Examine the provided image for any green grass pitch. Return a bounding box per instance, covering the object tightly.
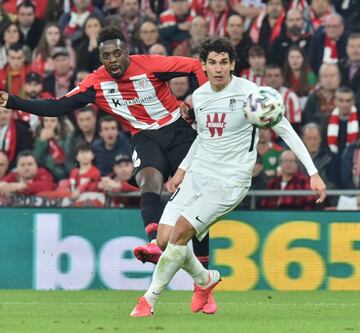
[0,290,359,332]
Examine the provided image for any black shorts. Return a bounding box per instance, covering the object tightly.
[130,118,197,180]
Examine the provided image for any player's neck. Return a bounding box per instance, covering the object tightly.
[210,75,233,92]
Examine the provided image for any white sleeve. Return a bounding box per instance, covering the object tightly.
[178,135,199,171]
[272,116,318,176]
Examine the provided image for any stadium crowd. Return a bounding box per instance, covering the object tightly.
[0,0,359,209]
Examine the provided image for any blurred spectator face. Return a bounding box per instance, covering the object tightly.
[0,107,11,127]
[139,22,159,47]
[286,9,304,37]
[17,5,35,28]
[45,25,61,47]
[76,110,97,133]
[0,152,9,179]
[210,0,228,15]
[324,14,344,41]
[43,117,59,130]
[7,49,25,71]
[190,16,207,40]
[24,81,42,99]
[346,37,360,63]
[280,151,298,177]
[311,0,330,17]
[319,64,340,91]
[335,91,355,117]
[264,68,283,90]
[100,120,119,146]
[75,70,90,86]
[54,55,71,75]
[266,0,283,19]
[169,77,189,98]
[288,49,303,71]
[84,17,102,39]
[171,0,190,18]
[76,149,94,165]
[114,161,134,181]
[74,0,91,11]
[249,54,266,71]
[303,127,321,155]
[258,128,271,144]
[149,43,168,55]
[3,24,20,46]
[226,15,244,41]
[17,155,38,181]
[122,0,140,18]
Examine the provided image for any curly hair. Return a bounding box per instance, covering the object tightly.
[199,37,236,63]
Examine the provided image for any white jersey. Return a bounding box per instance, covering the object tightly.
[179,76,318,186]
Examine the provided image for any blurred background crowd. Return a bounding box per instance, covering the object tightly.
[0,0,359,209]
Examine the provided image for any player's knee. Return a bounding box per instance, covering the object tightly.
[136,168,164,193]
[156,236,168,251]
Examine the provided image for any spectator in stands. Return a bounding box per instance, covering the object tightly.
[302,63,340,126]
[260,150,315,210]
[340,135,360,189]
[0,22,22,69]
[326,86,358,156]
[308,13,348,74]
[0,43,28,98]
[232,0,264,30]
[0,150,54,196]
[0,151,9,180]
[240,44,265,85]
[32,23,76,77]
[226,14,253,76]
[106,0,145,47]
[149,43,168,55]
[159,0,194,51]
[34,116,74,181]
[169,77,190,101]
[141,0,169,20]
[303,0,333,33]
[0,106,32,169]
[249,0,286,51]
[256,127,283,178]
[59,0,105,42]
[301,122,340,189]
[93,116,132,176]
[75,15,103,72]
[131,20,162,54]
[268,8,312,66]
[16,1,44,51]
[172,15,208,57]
[334,0,360,33]
[339,33,360,97]
[264,64,302,133]
[0,5,11,37]
[74,69,90,86]
[43,47,75,98]
[283,45,317,109]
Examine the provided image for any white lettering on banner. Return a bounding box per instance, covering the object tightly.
[34,214,96,290]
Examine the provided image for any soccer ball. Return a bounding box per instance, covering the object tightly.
[243,86,285,128]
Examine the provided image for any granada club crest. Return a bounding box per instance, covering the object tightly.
[206,113,226,137]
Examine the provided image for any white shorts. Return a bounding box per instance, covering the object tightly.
[160,170,249,240]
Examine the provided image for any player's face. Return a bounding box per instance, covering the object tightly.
[100,40,130,79]
[202,51,235,91]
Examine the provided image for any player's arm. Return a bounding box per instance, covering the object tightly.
[0,85,96,117]
[272,117,327,204]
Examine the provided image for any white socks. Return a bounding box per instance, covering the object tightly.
[182,244,209,286]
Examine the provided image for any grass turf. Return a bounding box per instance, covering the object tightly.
[0,291,359,332]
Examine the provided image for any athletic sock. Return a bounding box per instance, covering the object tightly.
[144,243,187,306]
[182,243,209,286]
[140,192,164,241]
[192,233,209,269]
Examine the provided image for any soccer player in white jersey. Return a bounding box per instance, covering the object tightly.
[130,37,327,317]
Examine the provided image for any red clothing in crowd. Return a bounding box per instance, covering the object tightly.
[0,66,29,98]
[2,0,47,19]
[3,167,55,195]
[68,165,101,193]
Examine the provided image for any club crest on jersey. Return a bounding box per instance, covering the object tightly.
[229,98,236,112]
[134,79,147,89]
[206,113,226,137]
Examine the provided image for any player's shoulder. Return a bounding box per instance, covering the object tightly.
[232,76,258,93]
[79,66,109,86]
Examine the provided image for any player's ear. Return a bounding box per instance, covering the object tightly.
[230,60,235,71]
[201,61,207,72]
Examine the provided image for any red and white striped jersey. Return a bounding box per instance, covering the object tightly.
[279,86,302,124]
[240,68,264,86]
[7,55,207,135]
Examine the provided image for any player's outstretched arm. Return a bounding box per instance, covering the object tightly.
[0,91,9,107]
[310,173,327,204]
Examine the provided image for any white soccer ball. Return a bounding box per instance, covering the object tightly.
[243,86,285,128]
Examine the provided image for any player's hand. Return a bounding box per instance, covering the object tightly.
[166,168,185,193]
[0,91,9,107]
[310,173,326,204]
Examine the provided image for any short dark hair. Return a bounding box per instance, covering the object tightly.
[98,27,126,46]
[265,63,283,74]
[16,150,37,164]
[75,142,93,155]
[336,86,355,97]
[199,37,236,63]
[99,115,119,130]
[76,105,96,116]
[8,42,24,53]
[248,45,265,58]
[17,0,36,12]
